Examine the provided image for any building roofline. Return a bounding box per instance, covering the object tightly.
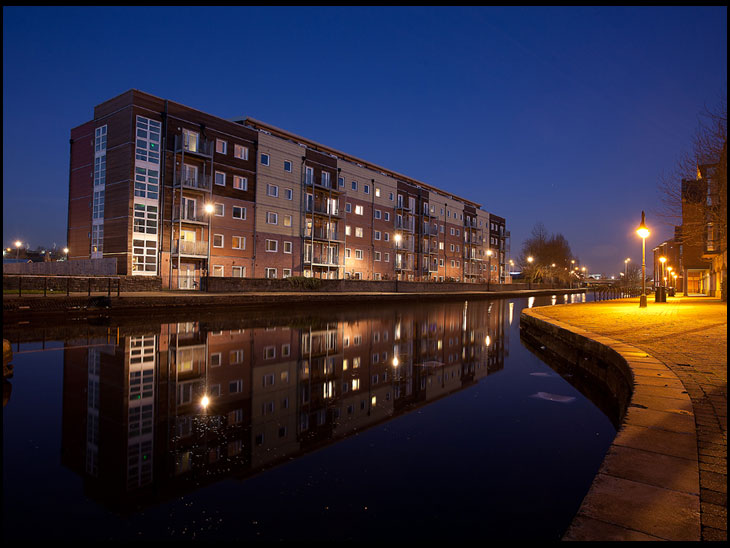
[241,117,484,210]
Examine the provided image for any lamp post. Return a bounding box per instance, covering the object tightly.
[63,247,69,261]
[486,249,493,291]
[15,240,22,260]
[394,233,402,286]
[205,203,214,291]
[659,256,666,288]
[636,211,650,308]
[624,258,630,285]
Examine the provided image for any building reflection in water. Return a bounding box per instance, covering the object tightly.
[61,300,507,513]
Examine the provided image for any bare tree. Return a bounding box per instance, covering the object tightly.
[656,93,727,248]
[519,222,575,283]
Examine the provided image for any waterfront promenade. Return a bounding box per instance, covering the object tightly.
[526,295,727,541]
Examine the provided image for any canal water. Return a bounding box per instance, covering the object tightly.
[3,293,618,541]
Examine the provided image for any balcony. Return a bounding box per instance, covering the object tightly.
[305,203,342,218]
[173,209,208,225]
[172,240,208,257]
[176,172,211,192]
[174,135,213,158]
[304,254,342,267]
[304,176,344,194]
[304,228,341,241]
[395,218,415,232]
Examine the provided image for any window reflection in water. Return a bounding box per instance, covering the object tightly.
[60,300,508,511]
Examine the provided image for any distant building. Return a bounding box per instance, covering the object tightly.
[68,90,509,289]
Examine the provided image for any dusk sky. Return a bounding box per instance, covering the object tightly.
[3,6,727,276]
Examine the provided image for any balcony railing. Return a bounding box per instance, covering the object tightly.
[175,136,213,157]
[304,254,342,266]
[395,219,415,232]
[305,177,344,194]
[172,240,208,256]
[176,173,211,191]
[304,228,340,241]
[305,204,342,217]
[173,208,208,224]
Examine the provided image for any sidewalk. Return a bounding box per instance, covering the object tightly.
[530,295,727,541]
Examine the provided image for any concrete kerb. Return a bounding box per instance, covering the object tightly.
[521,307,700,541]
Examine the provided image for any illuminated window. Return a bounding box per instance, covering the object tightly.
[233,175,247,190]
[234,144,248,160]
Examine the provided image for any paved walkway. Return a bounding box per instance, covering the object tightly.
[531,295,727,541]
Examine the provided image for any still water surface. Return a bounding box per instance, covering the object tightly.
[3,294,617,540]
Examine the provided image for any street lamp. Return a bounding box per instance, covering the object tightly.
[659,256,666,288]
[636,211,650,308]
[624,258,630,282]
[15,240,22,260]
[486,249,493,291]
[205,203,214,290]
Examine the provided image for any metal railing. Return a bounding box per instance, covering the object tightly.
[6,275,122,297]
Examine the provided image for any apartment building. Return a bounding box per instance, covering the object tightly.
[68,90,508,288]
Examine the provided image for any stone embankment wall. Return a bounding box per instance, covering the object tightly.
[204,277,565,293]
[3,275,161,293]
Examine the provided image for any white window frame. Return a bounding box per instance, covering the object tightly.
[265,239,278,252]
[213,234,224,248]
[233,175,248,191]
[216,139,227,154]
[215,171,226,187]
[234,144,249,160]
[233,206,246,220]
[260,153,270,166]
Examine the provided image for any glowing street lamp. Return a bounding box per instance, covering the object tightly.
[15,240,22,260]
[486,249,493,289]
[659,256,666,288]
[636,211,650,308]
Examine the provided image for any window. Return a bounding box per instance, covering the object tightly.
[351,180,358,191]
[95,125,107,153]
[230,349,244,364]
[133,203,158,234]
[345,248,351,259]
[338,176,345,188]
[92,189,105,219]
[283,241,292,254]
[260,153,270,166]
[233,175,247,191]
[364,184,370,194]
[283,268,292,278]
[346,203,352,213]
[374,209,381,220]
[136,117,161,163]
[321,171,331,187]
[389,192,394,201]
[375,251,381,261]
[384,253,390,262]
[134,167,159,199]
[285,188,293,200]
[384,212,390,221]
[345,225,352,236]
[305,167,314,185]
[355,205,363,215]
[232,236,246,250]
[284,160,292,172]
[384,232,390,241]
[265,268,277,279]
[374,231,381,240]
[182,128,199,154]
[355,249,363,260]
[215,171,225,186]
[131,239,156,273]
[229,379,243,393]
[92,224,104,254]
[234,144,248,160]
[232,265,246,277]
[213,234,224,248]
[214,203,224,216]
[233,206,246,220]
[284,215,292,227]
[375,187,381,197]
[212,265,224,277]
[265,239,278,252]
[266,184,278,197]
[216,139,227,154]
[210,353,221,367]
[266,212,278,225]
[94,155,106,187]
[355,227,363,238]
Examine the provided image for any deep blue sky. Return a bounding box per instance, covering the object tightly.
[3,6,727,275]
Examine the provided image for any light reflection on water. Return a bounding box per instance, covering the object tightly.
[3,293,618,541]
